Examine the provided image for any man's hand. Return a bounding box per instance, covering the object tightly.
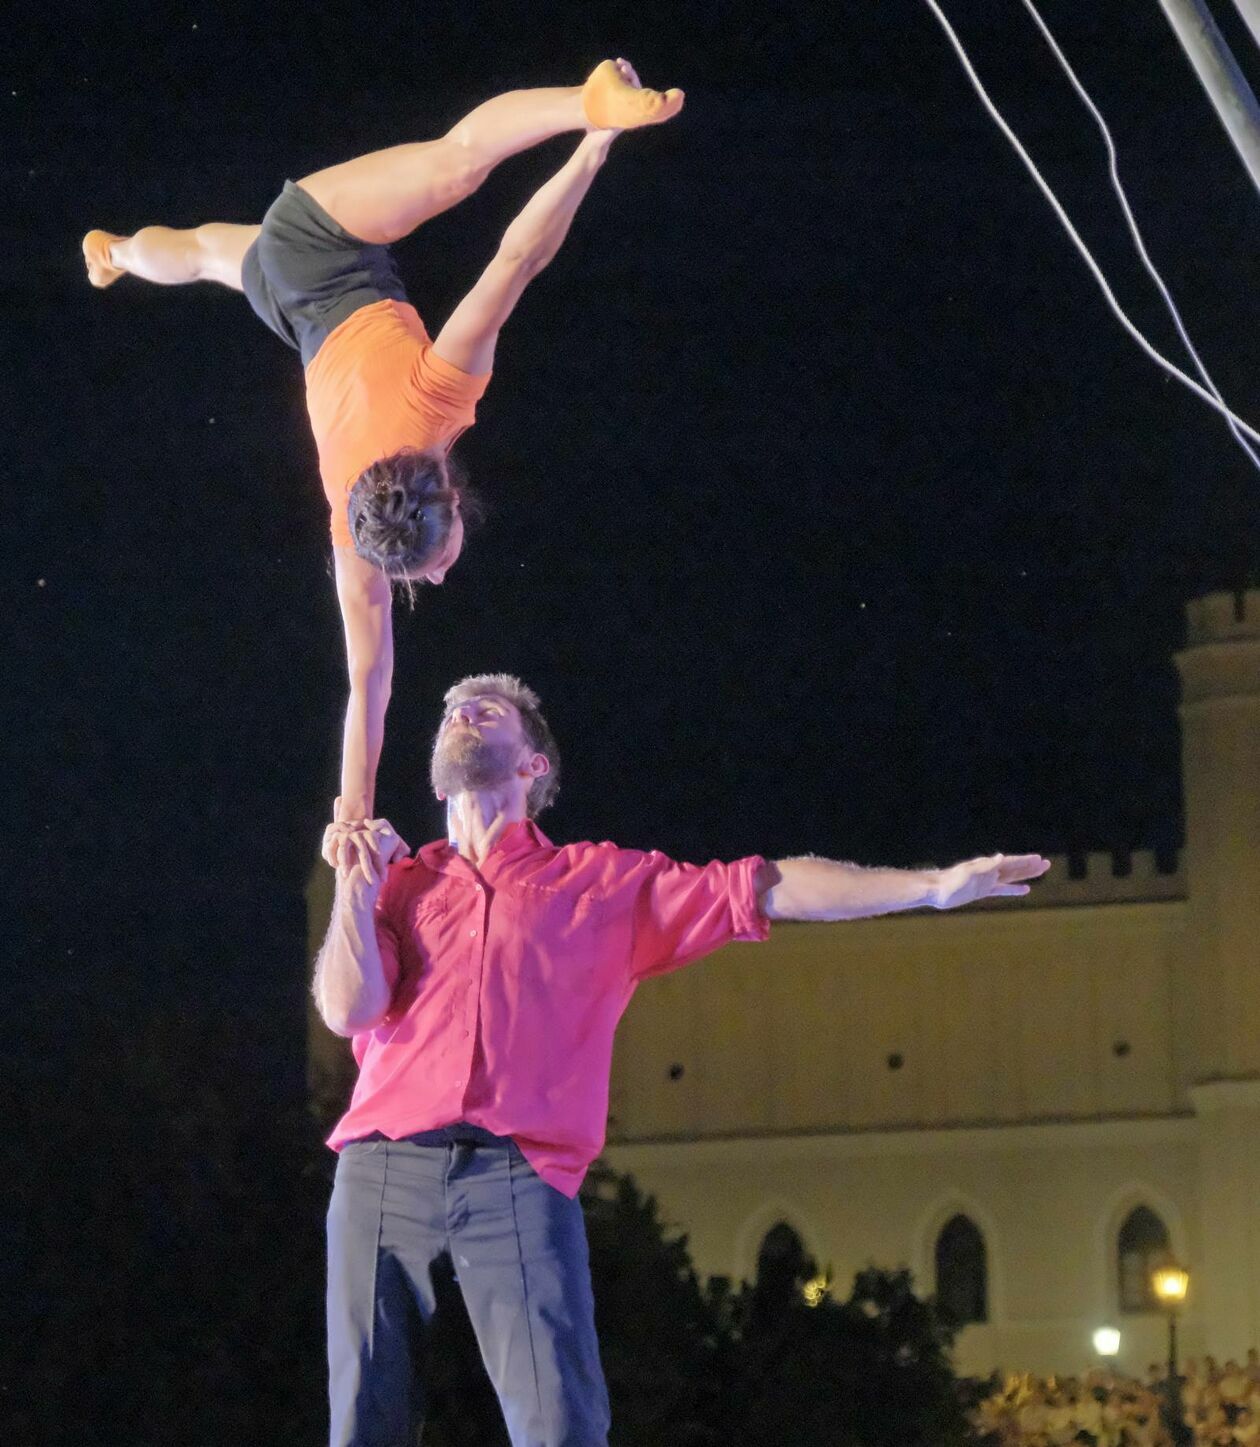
[322,803,410,882]
[932,853,1051,910]
[333,848,389,918]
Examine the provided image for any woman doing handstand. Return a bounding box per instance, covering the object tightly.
[83,59,682,865]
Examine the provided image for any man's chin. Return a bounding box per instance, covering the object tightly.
[431,749,515,799]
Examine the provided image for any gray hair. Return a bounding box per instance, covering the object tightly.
[440,673,561,817]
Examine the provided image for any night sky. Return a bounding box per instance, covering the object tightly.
[11,0,1260,1024]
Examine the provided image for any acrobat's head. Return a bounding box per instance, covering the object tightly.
[347,446,481,586]
[429,673,560,820]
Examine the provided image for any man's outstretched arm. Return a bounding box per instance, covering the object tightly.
[755,853,1050,922]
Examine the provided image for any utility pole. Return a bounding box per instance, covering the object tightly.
[1158,0,1260,196]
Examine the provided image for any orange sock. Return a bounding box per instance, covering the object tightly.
[582,60,684,130]
[82,229,125,288]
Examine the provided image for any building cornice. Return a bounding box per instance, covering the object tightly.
[605,1112,1197,1170]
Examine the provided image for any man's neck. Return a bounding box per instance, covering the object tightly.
[446,788,529,867]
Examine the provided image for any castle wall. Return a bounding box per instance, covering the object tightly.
[1176,590,1260,1082]
[604,1114,1202,1378]
[600,590,1260,1375]
[609,868,1188,1143]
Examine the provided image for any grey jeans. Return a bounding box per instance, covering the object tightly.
[326,1127,611,1447]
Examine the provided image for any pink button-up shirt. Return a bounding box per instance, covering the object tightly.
[328,820,770,1195]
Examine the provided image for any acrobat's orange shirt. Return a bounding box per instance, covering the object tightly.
[304,300,491,550]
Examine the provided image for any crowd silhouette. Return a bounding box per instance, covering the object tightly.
[975,1354,1260,1445]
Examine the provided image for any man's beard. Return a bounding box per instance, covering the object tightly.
[430,730,519,799]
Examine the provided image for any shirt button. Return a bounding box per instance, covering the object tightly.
[469,928,478,937]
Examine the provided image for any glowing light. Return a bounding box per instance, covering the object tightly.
[802,1273,830,1308]
[1093,1326,1121,1357]
[1152,1263,1190,1307]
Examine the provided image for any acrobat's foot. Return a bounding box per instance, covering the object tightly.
[82,229,125,288]
[582,58,684,131]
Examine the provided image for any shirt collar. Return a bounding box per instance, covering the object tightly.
[415,817,553,874]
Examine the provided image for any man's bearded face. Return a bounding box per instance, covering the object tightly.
[430,697,524,799]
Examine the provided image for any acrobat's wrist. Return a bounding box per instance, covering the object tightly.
[335,795,372,824]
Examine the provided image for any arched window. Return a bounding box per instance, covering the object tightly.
[1117,1205,1171,1314]
[935,1213,988,1326]
[750,1221,816,1324]
[756,1222,811,1285]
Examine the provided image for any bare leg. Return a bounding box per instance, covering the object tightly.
[88,223,261,291]
[296,87,588,246]
[296,57,681,246]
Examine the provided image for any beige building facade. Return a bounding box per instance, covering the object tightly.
[307,589,1260,1379]
[602,589,1260,1378]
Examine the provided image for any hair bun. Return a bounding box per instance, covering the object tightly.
[346,447,460,579]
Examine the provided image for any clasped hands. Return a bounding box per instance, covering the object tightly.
[322,796,410,884]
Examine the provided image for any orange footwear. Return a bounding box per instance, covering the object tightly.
[82,229,125,288]
[582,59,684,130]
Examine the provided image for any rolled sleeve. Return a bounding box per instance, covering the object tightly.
[627,852,771,981]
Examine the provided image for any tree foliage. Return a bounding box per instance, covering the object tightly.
[8,1002,327,1447]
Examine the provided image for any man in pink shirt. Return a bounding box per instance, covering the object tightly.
[314,674,1049,1447]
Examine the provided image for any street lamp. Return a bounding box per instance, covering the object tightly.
[1093,1326,1121,1359]
[1152,1261,1192,1447]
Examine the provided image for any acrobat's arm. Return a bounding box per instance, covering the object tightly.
[756,853,1050,921]
[332,544,394,826]
[432,129,615,375]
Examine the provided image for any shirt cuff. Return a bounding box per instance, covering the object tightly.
[729,854,773,942]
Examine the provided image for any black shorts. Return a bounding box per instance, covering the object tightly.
[241,181,409,367]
